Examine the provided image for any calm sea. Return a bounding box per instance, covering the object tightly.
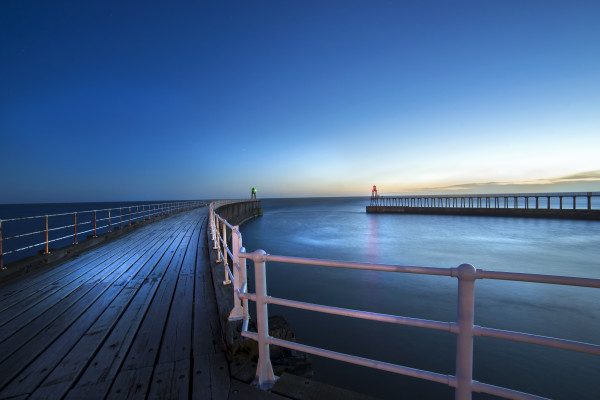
[240,197,600,400]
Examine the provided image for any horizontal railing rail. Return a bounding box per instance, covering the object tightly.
[0,200,206,269]
[209,201,252,321]
[370,191,600,210]
[208,206,600,400]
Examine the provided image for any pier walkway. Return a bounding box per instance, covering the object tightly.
[0,207,231,399]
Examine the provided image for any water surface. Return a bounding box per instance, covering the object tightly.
[240,197,600,399]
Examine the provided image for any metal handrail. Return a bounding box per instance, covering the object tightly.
[209,200,259,321]
[208,207,600,400]
[370,191,600,210]
[0,201,205,269]
[374,191,600,199]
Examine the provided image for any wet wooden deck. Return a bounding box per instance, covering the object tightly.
[0,207,230,399]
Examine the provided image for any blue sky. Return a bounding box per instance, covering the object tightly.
[1,0,599,202]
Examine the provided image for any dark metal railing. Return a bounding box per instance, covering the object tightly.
[370,191,600,210]
[0,200,206,270]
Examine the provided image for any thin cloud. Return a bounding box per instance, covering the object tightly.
[390,170,600,195]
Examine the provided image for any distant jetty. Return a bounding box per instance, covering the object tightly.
[366,191,600,220]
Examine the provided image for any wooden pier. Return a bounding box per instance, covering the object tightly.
[0,207,230,399]
[367,191,600,220]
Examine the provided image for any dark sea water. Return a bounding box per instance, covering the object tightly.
[240,197,600,400]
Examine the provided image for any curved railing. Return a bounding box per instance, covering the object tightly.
[208,203,600,400]
[0,200,205,269]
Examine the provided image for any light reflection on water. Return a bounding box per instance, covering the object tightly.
[241,197,600,400]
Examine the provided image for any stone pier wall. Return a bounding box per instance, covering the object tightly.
[366,206,600,220]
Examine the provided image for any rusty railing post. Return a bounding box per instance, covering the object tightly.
[0,220,4,270]
[93,211,98,237]
[44,215,49,254]
[73,212,78,244]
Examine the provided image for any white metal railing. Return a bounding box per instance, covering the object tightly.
[210,201,250,321]
[208,204,600,400]
[370,191,600,210]
[0,200,205,269]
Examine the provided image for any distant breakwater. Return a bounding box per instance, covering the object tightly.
[366,206,600,220]
[367,191,600,220]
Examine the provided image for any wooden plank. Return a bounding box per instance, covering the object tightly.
[63,381,112,400]
[0,208,224,399]
[0,225,171,360]
[28,218,196,398]
[0,218,192,396]
[121,221,198,371]
[146,218,203,398]
[191,221,231,399]
[104,366,153,400]
[153,219,201,364]
[0,223,159,308]
[229,379,287,400]
[0,219,171,304]
[146,359,190,400]
[0,228,160,341]
[71,217,197,391]
[194,224,225,356]
[106,219,198,398]
[191,352,230,400]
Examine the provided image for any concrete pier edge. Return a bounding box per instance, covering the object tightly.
[366,205,600,220]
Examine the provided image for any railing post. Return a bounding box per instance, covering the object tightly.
[0,220,4,270]
[252,250,276,389]
[44,215,49,254]
[108,209,112,232]
[240,246,248,315]
[73,213,78,244]
[93,211,98,237]
[228,226,244,320]
[215,217,222,262]
[587,193,592,210]
[455,263,476,400]
[222,220,231,285]
[119,208,122,228]
[208,206,217,250]
[212,213,218,249]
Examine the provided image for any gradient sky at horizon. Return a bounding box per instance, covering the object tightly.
[2,0,599,203]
